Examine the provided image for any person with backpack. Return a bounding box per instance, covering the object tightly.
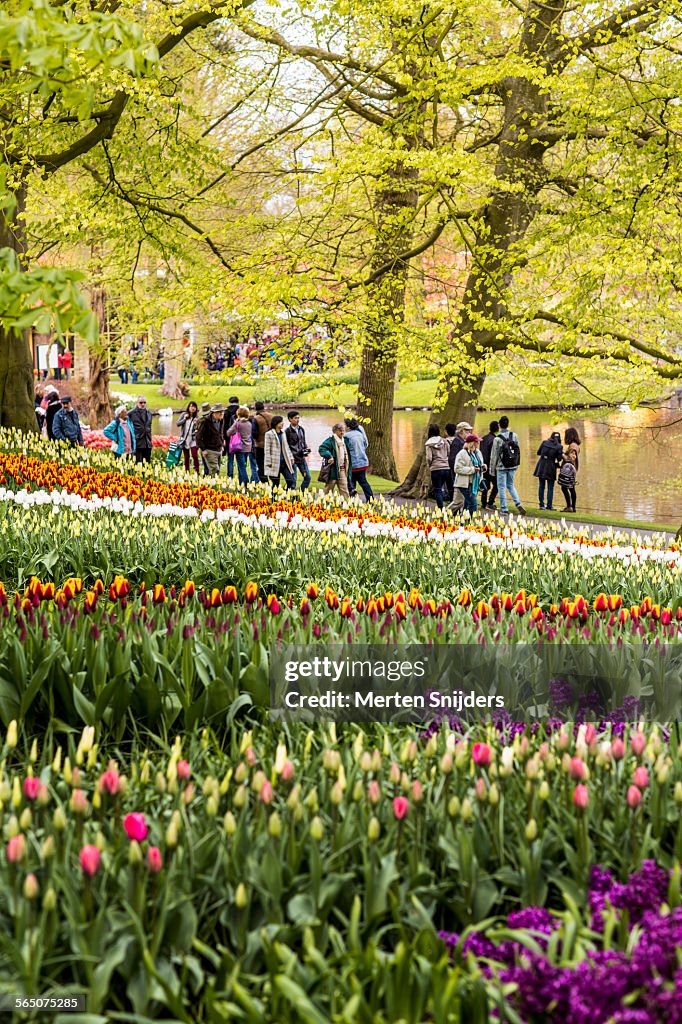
[424,424,452,510]
[533,430,563,510]
[479,421,499,510]
[252,401,272,481]
[558,448,578,512]
[490,415,526,515]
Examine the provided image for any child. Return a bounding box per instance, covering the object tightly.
[558,449,578,513]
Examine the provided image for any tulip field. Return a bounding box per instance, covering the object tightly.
[1,431,682,1022]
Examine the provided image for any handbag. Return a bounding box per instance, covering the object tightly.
[228,430,243,454]
[318,460,332,484]
[165,441,183,468]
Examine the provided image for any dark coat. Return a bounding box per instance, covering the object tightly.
[534,438,563,481]
[129,407,153,447]
[196,415,223,452]
[448,435,465,473]
[286,423,308,464]
[480,431,497,470]
[52,408,83,446]
[46,399,61,440]
[221,402,240,445]
[318,435,352,484]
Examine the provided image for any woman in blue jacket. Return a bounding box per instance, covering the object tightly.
[103,405,137,458]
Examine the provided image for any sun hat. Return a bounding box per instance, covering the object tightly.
[465,433,481,443]
[456,421,473,432]
[211,403,226,414]
[199,401,212,415]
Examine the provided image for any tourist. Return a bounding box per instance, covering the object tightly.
[225,405,255,486]
[564,427,581,469]
[61,347,72,380]
[343,417,373,501]
[103,405,136,458]
[453,433,485,514]
[443,423,457,501]
[286,410,312,491]
[264,415,295,489]
[222,395,240,478]
[533,430,563,510]
[447,421,472,513]
[129,395,153,463]
[558,449,578,512]
[52,396,83,447]
[480,420,499,510]
[197,403,224,477]
[48,341,60,380]
[252,401,272,481]
[45,389,61,441]
[319,423,352,500]
[177,401,200,472]
[34,390,45,432]
[424,424,451,510]
[490,415,526,515]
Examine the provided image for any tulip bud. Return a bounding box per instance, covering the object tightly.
[19,808,31,831]
[488,783,500,806]
[539,780,550,801]
[128,840,143,865]
[40,835,55,860]
[5,720,17,749]
[6,814,19,838]
[460,798,473,822]
[440,752,453,774]
[11,777,21,809]
[368,816,380,841]
[23,873,39,900]
[52,747,62,773]
[310,816,324,840]
[63,759,72,785]
[330,781,343,806]
[29,739,38,764]
[235,883,248,908]
[233,785,247,809]
[206,795,218,817]
[43,886,57,913]
[268,812,282,838]
[224,811,237,835]
[448,796,460,817]
[235,762,247,784]
[304,788,318,813]
[53,806,67,831]
[525,819,538,841]
[352,780,363,802]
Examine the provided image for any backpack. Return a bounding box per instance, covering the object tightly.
[498,431,520,469]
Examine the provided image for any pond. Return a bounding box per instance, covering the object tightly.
[155,401,682,526]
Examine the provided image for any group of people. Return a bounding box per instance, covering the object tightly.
[426,417,582,516]
[172,398,374,500]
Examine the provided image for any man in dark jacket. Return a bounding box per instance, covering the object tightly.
[446,421,472,512]
[197,403,224,477]
[129,396,153,463]
[45,390,62,440]
[52,396,83,447]
[252,401,272,481]
[479,420,499,510]
[285,410,311,491]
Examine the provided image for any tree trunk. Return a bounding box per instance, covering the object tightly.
[0,186,38,432]
[395,1,565,498]
[88,282,112,428]
[161,319,187,400]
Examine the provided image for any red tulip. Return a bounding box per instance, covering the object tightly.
[146,846,163,873]
[23,777,40,801]
[627,785,642,809]
[573,784,589,809]
[79,844,101,877]
[123,813,148,842]
[472,742,491,767]
[393,796,409,820]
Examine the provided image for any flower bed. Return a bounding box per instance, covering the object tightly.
[82,430,175,451]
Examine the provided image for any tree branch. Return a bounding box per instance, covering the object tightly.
[567,1,662,54]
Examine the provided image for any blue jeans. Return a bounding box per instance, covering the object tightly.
[459,486,478,514]
[352,468,373,501]
[293,459,311,491]
[227,452,235,478]
[430,469,450,510]
[538,479,555,508]
[496,467,521,512]
[235,451,249,486]
[248,451,260,483]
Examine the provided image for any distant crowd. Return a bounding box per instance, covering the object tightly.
[425,417,582,515]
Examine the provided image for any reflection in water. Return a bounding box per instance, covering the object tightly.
[157,405,682,524]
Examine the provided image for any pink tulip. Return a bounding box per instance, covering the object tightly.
[71,789,89,815]
[569,757,587,781]
[631,731,646,756]
[23,777,40,801]
[368,780,381,804]
[393,796,409,820]
[611,738,625,760]
[573,784,589,809]
[146,846,163,873]
[123,813,148,842]
[475,777,487,801]
[411,780,423,802]
[245,747,257,767]
[259,780,273,805]
[627,785,642,808]
[6,834,26,863]
[584,724,597,745]
[177,760,191,781]
[281,760,295,782]
[98,769,121,796]
[472,742,491,767]
[633,766,649,789]
[79,844,101,877]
